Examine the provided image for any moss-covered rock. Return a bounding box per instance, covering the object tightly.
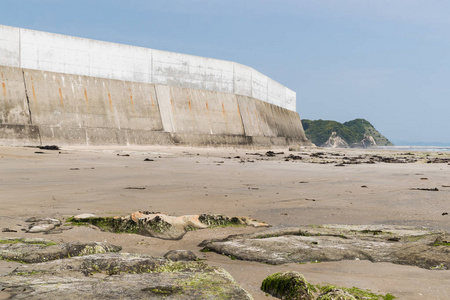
[0,239,121,263]
[200,225,449,270]
[261,273,395,300]
[316,285,396,300]
[316,287,357,300]
[1,253,253,299]
[261,271,314,300]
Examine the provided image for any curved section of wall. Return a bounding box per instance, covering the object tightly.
[0,25,310,147]
[0,64,309,147]
[0,25,296,112]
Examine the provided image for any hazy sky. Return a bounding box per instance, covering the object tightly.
[1,0,449,145]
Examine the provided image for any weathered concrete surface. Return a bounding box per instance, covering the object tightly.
[0,64,309,147]
[0,253,253,299]
[0,66,30,125]
[1,24,295,111]
[200,225,450,270]
[0,24,311,147]
[0,124,40,146]
[0,65,40,146]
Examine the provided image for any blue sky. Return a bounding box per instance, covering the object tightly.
[1,0,449,145]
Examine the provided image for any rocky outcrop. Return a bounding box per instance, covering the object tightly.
[68,212,269,240]
[321,132,349,148]
[163,250,198,262]
[0,237,121,263]
[200,224,450,270]
[302,118,393,147]
[0,253,253,299]
[321,132,377,149]
[351,134,377,148]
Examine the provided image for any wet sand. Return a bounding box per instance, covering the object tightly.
[0,145,449,299]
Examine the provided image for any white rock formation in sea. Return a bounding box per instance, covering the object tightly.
[322,132,349,148]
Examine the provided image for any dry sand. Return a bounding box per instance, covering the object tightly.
[0,145,449,299]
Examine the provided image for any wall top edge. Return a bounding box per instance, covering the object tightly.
[0,24,292,91]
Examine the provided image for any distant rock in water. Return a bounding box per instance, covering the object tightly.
[301,118,392,148]
[351,134,377,148]
[321,132,349,148]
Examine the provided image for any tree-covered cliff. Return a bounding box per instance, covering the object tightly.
[301,118,393,147]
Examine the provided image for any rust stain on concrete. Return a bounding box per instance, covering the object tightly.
[1,82,5,99]
[30,76,37,106]
[84,88,89,107]
[129,87,134,106]
[170,98,175,114]
[187,96,196,130]
[1,72,6,99]
[205,101,209,111]
[58,88,64,106]
[150,94,155,109]
[108,91,113,111]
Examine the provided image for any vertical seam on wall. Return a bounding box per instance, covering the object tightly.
[21,69,42,145]
[232,62,235,95]
[150,49,153,83]
[18,28,21,68]
[236,96,246,136]
[250,69,253,99]
[21,70,32,125]
[152,85,165,132]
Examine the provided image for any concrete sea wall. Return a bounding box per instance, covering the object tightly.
[0,25,295,111]
[0,25,309,147]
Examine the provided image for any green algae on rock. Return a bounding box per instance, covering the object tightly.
[1,253,253,299]
[200,225,449,270]
[68,211,269,240]
[0,238,121,263]
[261,271,314,300]
[316,285,396,300]
[261,272,396,300]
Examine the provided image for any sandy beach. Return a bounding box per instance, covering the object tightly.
[0,145,449,299]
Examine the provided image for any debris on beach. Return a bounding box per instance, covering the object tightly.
[284,150,450,165]
[38,145,60,151]
[25,217,62,234]
[409,187,439,191]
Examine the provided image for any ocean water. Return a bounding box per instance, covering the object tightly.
[376,146,450,153]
